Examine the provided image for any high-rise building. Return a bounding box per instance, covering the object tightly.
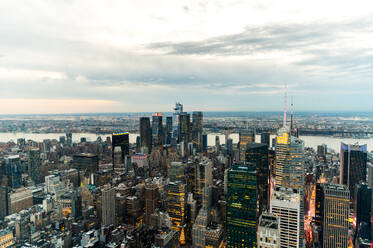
[72,190,82,219]
[165,116,173,145]
[168,162,186,183]
[28,147,41,184]
[340,143,367,198]
[167,182,186,232]
[196,159,213,206]
[179,112,191,144]
[257,212,280,248]
[152,113,163,147]
[112,132,129,162]
[192,112,203,151]
[239,130,255,161]
[226,163,257,248]
[274,127,304,190]
[226,138,233,157]
[354,182,372,235]
[192,187,212,248]
[202,134,208,152]
[270,187,303,248]
[245,143,269,216]
[5,155,22,189]
[261,132,271,147]
[140,117,152,153]
[0,186,8,220]
[315,184,350,248]
[102,187,116,226]
[145,184,160,227]
[172,102,183,144]
[73,153,99,174]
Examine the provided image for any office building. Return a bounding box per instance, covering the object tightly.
[112,132,129,161]
[0,186,8,220]
[28,147,41,184]
[195,159,213,206]
[340,143,367,198]
[140,117,152,154]
[73,153,99,174]
[167,182,186,232]
[316,184,350,248]
[354,182,371,235]
[172,102,183,144]
[152,113,163,147]
[226,163,257,248]
[261,132,271,147]
[165,116,173,145]
[257,212,280,248]
[5,155,22,189]
[145,184,160,227]
[246,142,269,216]
[239,129,255,161]
[270,187,303,248]
[192,112,203,151]
[274,127,304,190]
[179,112,191,144]
[102,187,116,226]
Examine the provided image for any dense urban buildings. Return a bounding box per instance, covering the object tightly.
[0,102,371,247]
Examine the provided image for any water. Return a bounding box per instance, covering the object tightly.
[0,132,372,152]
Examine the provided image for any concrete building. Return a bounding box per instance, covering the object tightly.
[257,212,280,248]
[8,188,33,214]
[102,186,116,226]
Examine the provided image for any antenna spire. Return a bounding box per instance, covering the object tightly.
[283,84,287,127]
[290,96,294,131]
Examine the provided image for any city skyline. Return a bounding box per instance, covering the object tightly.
[1,1,373,114]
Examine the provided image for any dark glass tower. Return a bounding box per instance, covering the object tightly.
[354,182,372,235]
[340,143,367,198]
[140,117,152,153]
[192,112,203,151]
[152,113,163,147]
[260,132,270,146]
[165,116,173,145]
[112,132,129,162]
[179,113,190,144]
[28,148,41,184]
[226,163,257,248]
[245,143,269,217]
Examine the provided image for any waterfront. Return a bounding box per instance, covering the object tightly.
[0,132,372,152]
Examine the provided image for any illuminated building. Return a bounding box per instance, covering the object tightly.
[28,147,41,184]
[112,132,129,161]
[179,112,191,144]
[102,187,116,226]
[152,113,163,147]
[316,183,349,248]
[192,112,203,151]
[354,183,371,237]
[166,181,186,232]
[140,117,152,154]
[257,212,279,248]
[226,163,257,248]
[270,187,303,248]
[245,142,269,217]
[274,127,304,190]
[340,143,367,198]
[0,229,15,248]
[261,132,271,147]
[239,130,255,161]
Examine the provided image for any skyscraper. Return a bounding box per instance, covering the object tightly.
[196,159,213,206]
[226,163,257,248]
[165,116,173,145]
[152,113,163,147]
[340,143,367,198]
[245,143,269,216]
[144,184,160,227]
[316,184,350,248]
[0,186,8,220]
[354,182,372,235]
[102,187,116,226]
[192,112,203,151]
[274,127,304,190]
[239,130,255,161]
[28,147,41,184]
[270,187,303,248]
[112,132,129,162]
[261,132,271,147]
[167,182,186,232]
[179,112,191,144]
[6,155,22,189]
[172,102,183,144]
[139,117,152,153]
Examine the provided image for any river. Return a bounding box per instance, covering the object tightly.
[0,132,372,152]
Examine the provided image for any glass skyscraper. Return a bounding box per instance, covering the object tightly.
[226,163,257,248]
[152,113,163,147]
[140,117,152,154]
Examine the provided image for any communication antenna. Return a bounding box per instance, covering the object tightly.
[283,84,287,127]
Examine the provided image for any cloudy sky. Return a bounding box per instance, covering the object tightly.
[1,0,373,114]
